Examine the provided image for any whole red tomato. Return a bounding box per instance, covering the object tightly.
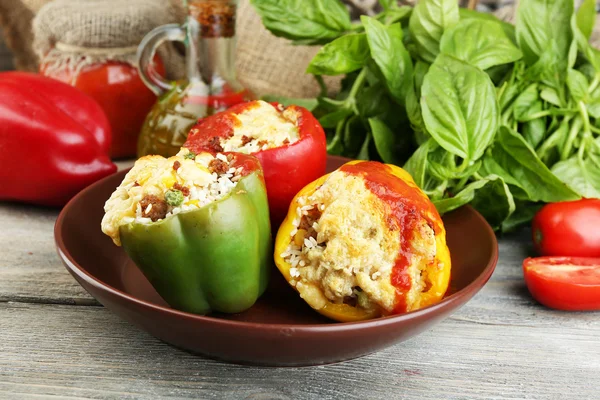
[532,199,600,257]
[523,257,600,311]
[41,58,165,159]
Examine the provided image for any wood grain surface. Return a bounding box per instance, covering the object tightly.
[1,191,599,399]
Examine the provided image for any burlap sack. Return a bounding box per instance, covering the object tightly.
[0,0,41,71]
[32,0,182,81]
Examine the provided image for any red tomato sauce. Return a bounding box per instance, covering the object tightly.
[229,152,262,177]
[184,101,261,154]
[340,162,441,313]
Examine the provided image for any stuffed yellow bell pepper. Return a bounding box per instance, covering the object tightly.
[274,160,451,322]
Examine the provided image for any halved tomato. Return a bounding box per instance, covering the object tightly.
[523,257,600,311]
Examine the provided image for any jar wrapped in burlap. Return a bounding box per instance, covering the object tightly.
[32,0,183,81]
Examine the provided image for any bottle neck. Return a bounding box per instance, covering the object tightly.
[186,1,239,91]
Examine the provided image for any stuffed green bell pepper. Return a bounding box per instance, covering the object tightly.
[101,148,272,315]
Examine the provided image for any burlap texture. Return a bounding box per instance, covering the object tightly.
[0,0,39,71]
[31,0,180,80]
[235,0,340,98]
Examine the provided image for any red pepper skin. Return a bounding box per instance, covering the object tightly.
[0,72,116,207]
[184,102,327,225]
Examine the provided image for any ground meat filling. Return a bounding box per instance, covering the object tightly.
[208,158,229,174]
[139,195,169,222]
[298,208,321,237]
[241,135,252,146]
[173,182,190,197]
[208,136,224,152]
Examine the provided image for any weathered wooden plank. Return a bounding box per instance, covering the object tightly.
[0,160,133,306]
[0,302,597,399]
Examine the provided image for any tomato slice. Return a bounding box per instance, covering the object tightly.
[523,257,600,311]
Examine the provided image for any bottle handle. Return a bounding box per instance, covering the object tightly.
[137,24,186,96]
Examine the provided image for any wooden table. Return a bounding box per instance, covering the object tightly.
[1,176,599,399]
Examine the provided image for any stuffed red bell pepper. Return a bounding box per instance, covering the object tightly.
[0,72,116,206]
[183,100,327,224]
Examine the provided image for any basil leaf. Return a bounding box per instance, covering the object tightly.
[406,84,424,133]
[571,13,600,71]
[587,90,600,118]
[342,115,366,156]
[458,9,517,44]
[552,155,600,198]
[502,202,543,232]
[470,177,516,230]
[566,69,589,102]
[362,17,413,104]
[428,160,481,180]
[516,0,573,66]
[250,0,351,45]
[319,107,353,128]
[490,126,580,202]
[486,64,512,85]
[440,19,522,70]
[513,84,539,121]
[522,116,547,149]
[307,34,368,75]
[261,95,318,111]
[379,0,397,10]
[357,82,391,119]
[405,62,428,133]
[408,0,459,63]
[434,176,515,230]
[540,86,562,107]
[498,80,522,114]
[404,139,435,188]
[576,0,596,40]
[457,8,498,22]
[413,60,430,92]
[479,155,529,200]
[378,6,412,25]
[403,139,444,193]
[421,54,499,161]
[357,133,372,160]
[369,118,402,164]
[524,42,567,90]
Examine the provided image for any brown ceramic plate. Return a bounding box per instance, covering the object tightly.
[55,155,498,366]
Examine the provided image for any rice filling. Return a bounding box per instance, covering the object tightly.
[281,170,438,314]
[220,100,300,153]
[102,148,243,246]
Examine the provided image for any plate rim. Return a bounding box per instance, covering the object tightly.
[54,162,499,332]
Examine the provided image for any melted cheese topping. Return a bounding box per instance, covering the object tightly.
[101,149,240,246]
[281,170,437,314]
[221,100,300,153]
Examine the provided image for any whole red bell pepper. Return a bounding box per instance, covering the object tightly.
[183,101,327,224]
[0,72,116,207]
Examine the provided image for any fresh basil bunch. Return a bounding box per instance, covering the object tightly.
[253,0,600,231]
